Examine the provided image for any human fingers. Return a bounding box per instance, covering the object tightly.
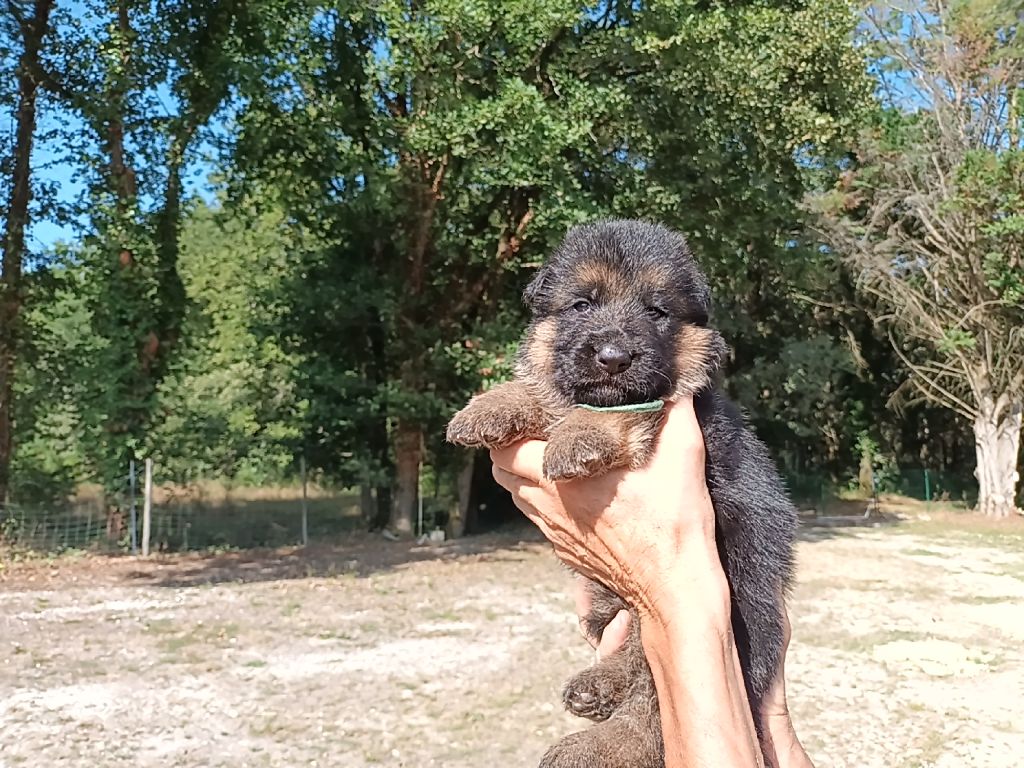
[760,603,794,720]
[491,464,546,513]
[491,465,568,541]
[492,465,602,581]
[780,601,793,652]
[596,610,631,660]
[646,397,705,474]
[489,440,547,484]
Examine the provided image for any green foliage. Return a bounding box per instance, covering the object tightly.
[9,0,986,525]
[954,150,1024,306]
[148,202,307,484]
[851,431,899,493]
[11,258,103,502]
[225,0,875,507]
[731,334,865,467]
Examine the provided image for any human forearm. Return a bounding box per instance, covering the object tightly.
[639,540,764,768]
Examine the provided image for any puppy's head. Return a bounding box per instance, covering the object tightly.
[521,220,725,407]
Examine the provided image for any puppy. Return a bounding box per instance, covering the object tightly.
[446,220,797,768]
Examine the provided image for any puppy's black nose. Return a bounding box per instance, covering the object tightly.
[596,345,632,375]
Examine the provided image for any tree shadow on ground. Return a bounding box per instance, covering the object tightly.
[119,522,550,588]
[0,521,550,590]
[4,496,938,591]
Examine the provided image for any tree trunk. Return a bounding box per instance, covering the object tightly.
[359,482,376,526]
[388,419,421,535]
[374,484,392,530]
[973,395,1022,517]
[152,138,188,372]
[446,451,475,539]
[108,0,138,211]
[0,0,56,504]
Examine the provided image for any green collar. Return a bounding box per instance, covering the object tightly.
[575,400,665,414]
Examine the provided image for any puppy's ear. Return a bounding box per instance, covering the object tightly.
[523,264,551,311]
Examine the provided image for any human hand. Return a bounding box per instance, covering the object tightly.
[492,397,776,766]
[489,397,725,617]
[572,576,631,660]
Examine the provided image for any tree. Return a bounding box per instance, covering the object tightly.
[150,201,306,484]
[230,0,640,534]
[0,0,55,504]
[29,0,260,496]
[811,0,1024,516]
[10,255,102,502]
[228,0,874,534]
[617,0,874,475]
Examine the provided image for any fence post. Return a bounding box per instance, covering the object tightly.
[417,457,424,537]
[142,458,153,557]
[300,455,308,547]
[924,469,931,504]
[129,459,138,555]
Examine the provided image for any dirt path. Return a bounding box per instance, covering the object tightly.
[1,521,1022,767]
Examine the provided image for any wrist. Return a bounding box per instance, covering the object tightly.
[636,533,731,625]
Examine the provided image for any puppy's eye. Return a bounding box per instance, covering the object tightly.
[646,306,668,320]
[573,300,592,313]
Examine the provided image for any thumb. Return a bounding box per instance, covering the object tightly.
[596,609,631,660]
[645,396,705,475]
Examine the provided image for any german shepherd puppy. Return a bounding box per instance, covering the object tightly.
[446,220,797,768]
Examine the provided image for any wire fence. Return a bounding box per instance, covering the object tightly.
[0,502,116,552]
[0,462,993,554]
[1,459,363,555]
[780,468,978,514]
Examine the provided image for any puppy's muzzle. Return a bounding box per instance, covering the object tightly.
[594,344,633,375]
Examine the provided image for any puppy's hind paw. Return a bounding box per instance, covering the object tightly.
[562,667,624,722]
[539,732,594,768]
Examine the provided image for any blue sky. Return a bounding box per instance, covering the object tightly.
[26,99,221,256]
[16,0,90,253]
[21,0,221,256]
[28,115,86,253]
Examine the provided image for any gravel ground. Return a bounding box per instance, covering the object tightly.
[1,515,1022,768]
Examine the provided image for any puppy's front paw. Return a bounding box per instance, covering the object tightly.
[446,392,540,450]
[563,666,624,722]
[542,434,614,481]
[446,404,509,449]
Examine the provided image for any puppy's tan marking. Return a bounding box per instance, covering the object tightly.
[635,263,676,292]
[518,317,566,414]
[674,325,719,395]
[522,317,557,378]
[573,261,629,297]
